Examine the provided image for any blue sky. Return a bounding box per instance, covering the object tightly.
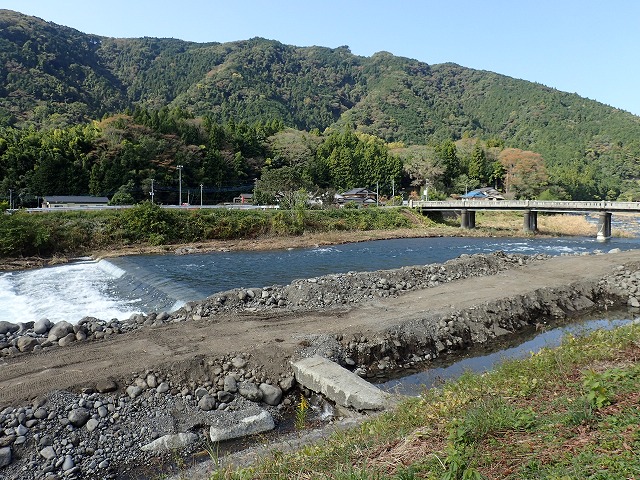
[3,0,639,115]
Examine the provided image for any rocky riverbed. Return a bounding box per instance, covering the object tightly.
[0,249,639,479]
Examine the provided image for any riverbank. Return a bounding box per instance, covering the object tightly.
[223,320,640,479]
[0,211,608,271]
[1,249,640,478]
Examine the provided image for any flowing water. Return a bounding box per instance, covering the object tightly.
[378,313,637,395]
[2,235,640,324]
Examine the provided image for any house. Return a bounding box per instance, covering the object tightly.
[334,188,378,207]
[233,193,253,204]
[461,187,504,200]
[42,195,110,208]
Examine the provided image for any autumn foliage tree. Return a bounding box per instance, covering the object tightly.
[498,148,548,199]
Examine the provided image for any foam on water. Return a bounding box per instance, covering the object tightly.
[311,247,341,254]
[97,259,126,278]
[0,261,141,324]
[0,273,34,320]
[170,300,186,311]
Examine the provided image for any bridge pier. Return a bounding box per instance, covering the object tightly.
[523,210,538,233]
[597,212,612,240]
[460,209,476,229]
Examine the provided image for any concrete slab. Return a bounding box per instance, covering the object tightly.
[291,356,392,411]
[209,409,275,442]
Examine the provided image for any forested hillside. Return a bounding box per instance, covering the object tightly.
[1,9,640,205]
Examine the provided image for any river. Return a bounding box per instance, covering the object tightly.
[2,234,640,324]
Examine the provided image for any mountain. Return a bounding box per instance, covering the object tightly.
[1,9,640,200]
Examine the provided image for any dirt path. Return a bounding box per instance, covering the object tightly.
[1,250,638,406]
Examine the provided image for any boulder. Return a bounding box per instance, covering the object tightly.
[58,332,76,347]
[198,395,217,411]
[126,385,143,399]
[39,446,56,460]
[146,374,158,389]
[0,322,18,336]
[156,382,170,394]
[33,408,48,420]
[48,321,73,341]
[85,418,100,432]
[17,321,34,333]
[0,436,15,448]
[259,383,283,406]
[217,391,234,403]
[17,336,38,353]
[231,356,247,369]
[95,379,118,393]
[68,408,91,428]
[238,382,263,402]
[194,387,208,399]
[223,375,238,393]
[0,446,11,468]
[62,455,74,471]
[278,376,296,393]
[33,318,53,335]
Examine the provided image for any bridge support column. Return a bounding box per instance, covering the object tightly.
[460,209,469,229]
[531,211,537,232]
[597,212,612,241]
[460,210,476,229]
[523,210,537,233]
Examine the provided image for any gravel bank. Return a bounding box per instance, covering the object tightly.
[1,249,639,478]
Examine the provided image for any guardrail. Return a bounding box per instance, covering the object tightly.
[18,204,280,213]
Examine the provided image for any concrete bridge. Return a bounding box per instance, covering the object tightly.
[409,200,640,240]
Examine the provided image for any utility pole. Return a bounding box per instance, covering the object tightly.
[200,184,203,207]
[177,165,183,206]
[392,178,395,198]
[8,189,12,210]
[150,179,155,204]
[376,182,379,207]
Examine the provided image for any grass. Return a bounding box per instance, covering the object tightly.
[205,322,640,479]
[537,213,597,236]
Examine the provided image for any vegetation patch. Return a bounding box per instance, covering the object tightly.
[0,205,418,258]
[203,323,640,479]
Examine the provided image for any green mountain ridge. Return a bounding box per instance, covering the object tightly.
[1,9,640,203]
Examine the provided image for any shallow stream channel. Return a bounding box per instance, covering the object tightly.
[376,310,636,395]
[162,310,639,480]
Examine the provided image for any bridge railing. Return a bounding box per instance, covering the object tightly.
[409,199,640,212]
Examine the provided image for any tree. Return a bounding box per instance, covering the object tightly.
[489,161,506,190]
[468,143,488,184]
[401,146,444,191]
[253,165,313,207]
[498,148,548,198]
[435,140,459,190]
[109,180,136,205]
[316,128,402,195]
[265,128,321,168]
